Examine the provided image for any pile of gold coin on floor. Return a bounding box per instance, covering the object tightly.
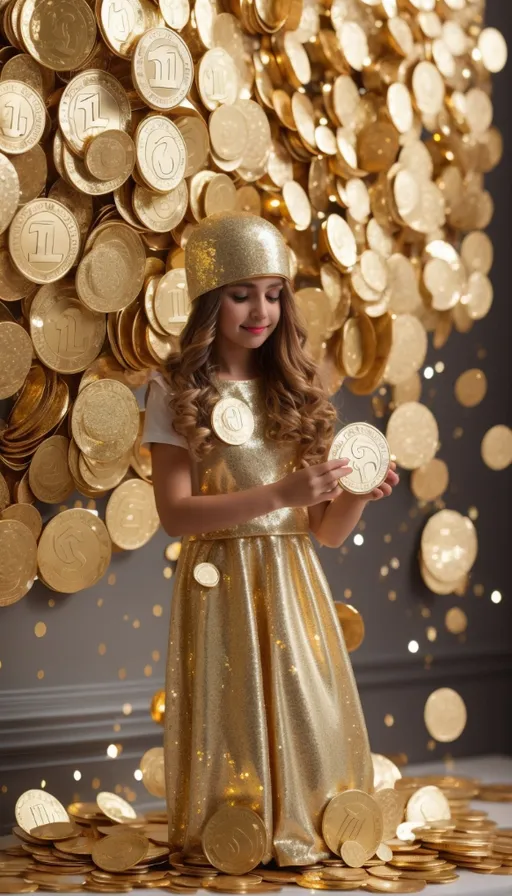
[3,771,512,894]
[0,0,508,601]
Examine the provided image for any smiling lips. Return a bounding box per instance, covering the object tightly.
[242,326,268,334]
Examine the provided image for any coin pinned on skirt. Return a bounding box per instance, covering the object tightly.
[328,422,390,495]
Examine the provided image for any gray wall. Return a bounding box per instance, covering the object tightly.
[1,0,511,833]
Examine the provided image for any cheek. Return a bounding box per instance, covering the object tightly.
[219,302,244,331]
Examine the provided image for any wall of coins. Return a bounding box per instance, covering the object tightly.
[0,0,511,834]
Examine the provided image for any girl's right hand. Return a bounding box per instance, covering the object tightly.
[276,459,352,508]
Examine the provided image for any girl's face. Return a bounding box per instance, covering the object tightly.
[216,277,283,350]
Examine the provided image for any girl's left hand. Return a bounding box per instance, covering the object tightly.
[368,462,400,501]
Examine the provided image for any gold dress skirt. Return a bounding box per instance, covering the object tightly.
[164,379,372,867]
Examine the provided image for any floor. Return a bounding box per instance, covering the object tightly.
[2,755,511,895]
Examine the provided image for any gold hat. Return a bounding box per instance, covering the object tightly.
[185,211,291,301]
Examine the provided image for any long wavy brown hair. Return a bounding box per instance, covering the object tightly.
[164,280,337,465]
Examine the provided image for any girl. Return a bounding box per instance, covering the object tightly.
[143,211,399,867]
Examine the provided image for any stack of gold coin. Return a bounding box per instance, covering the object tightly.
[0,0,506,599]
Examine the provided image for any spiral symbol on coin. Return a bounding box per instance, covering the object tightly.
[53,526,87,568]
[152,135,177,178]
[346,436,379,484]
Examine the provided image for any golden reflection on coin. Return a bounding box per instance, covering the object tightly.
[20,0,97,71]
[0,81,46,155]
[386,402,439,470]
[59,71,132,157]
[96,791,137,823]
[0,153,20,235]
[202,805,268,874]
[212,397,255,445]
[0,322,33,400]
[421,509,477,583]
[140,747,165,798]
[9,199,80,284]
[410,458,449,502]
[322,791,383,860]
[1,504,43,541]
[15,789,69,834]
[132,28,193,111]
[92,831,149,872]
[29,436,74,504]
[72,379,140,462]
[424,688,467,743]
[193,562,220,588]
[84,131,135,183]
[0,519,38,607]
[384,315,428,386]
[37,509,112,594]
[30,282,106,374]
[106,479,159,550]
[135,115,187,193]
[329,423,390,495]
[406,785,450,824]
[481,424,512,470]
[154,269,190,335]
[340,840,366,868]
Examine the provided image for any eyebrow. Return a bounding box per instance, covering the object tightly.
[230,281,283,289]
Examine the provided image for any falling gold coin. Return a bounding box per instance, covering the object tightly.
[105,479,160,550]
[454,369,487,407]
[481,425,512,470]
[424,688,467,743]
[96,792,137,824]
[386,402,439,470]
[410,458,449,502]
[421,509,477,583]
[335,603,365,653]
[445,607,468,635]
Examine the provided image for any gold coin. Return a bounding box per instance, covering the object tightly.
[15,789,69,834]
[204,173,237,217]
[320,215,357,271]
[322,791,383,860]
[84,131,135,183]
[0,472,11,511]
[105,479,159,550]
[99,0,160,57]
[30,282,106,374]
[460,231,493,275]
[193,562,220,588]
[209,105,248,161]
[97,791,137,823]
[37,509,112,594]
[386,402,439,470]
[132,180,188,232]
[29,436,74,504]
[478,26,508,73]
[0,80,46,155]
[410,458,449,502]
[445,607,467,635]
[92,831,149,872]
[339,840,366,867]
[132,27,193,111]
[197,48,239,111]
[481,424,512,471]
[72,379,140,462]
[424,688,467,743]
[421,509,477,583]
[59,71,132,157]
[0,247,34,303]
[211,397,255,445]
[140,747,166,798]
[0,152,20,235]
[0,519,37,606]
[202,805,268,874]
[8,144,47,206]
[19,0,96,71]
[1,503,43,541]
[135,114,187,193]
[153,269,190,335]
[365,879,426,893]
[420,560,466,596]
[160,0,190,28]
[384,315,428,387]
[0,322,33,400]
[454,368,487,408]
[30,821,79,840]
[374,788,405,841]
[329,422,390,495]
[0,879,38,893]
[8,199,80,284]
[406,786,450,825]
[335,603,365,653]
[411,60,445,115]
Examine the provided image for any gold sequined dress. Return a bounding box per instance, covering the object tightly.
[162,377,372,866]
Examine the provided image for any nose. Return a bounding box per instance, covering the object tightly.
[249,294,268,321]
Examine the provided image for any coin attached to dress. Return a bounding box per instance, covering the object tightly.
[211,398,255,445]
[328,422,390,495]
[193,562,220,588]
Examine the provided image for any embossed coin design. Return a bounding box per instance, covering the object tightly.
[211,397,255,445]
[193,563,220,588]
[322,790,383,860]
[96,792,137,823]
[59,71,131,157]
[84,131,135,183]
[0,520,38,607]
[202,805,268,874]
[132,28,193,111]
[135,115,187,193]
[329,423,390,494]
[30,282,106,374]
[20,0,97,71]
[15,790,69,834]
[0,81,46,155]
[29,436,74,504]
[9,200,80,284]
[37,509,112,593]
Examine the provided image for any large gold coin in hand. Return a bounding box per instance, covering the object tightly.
[328,423,390,495]
[37,508,111,594]
[322,790,383,860]
[202,806,268,874]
